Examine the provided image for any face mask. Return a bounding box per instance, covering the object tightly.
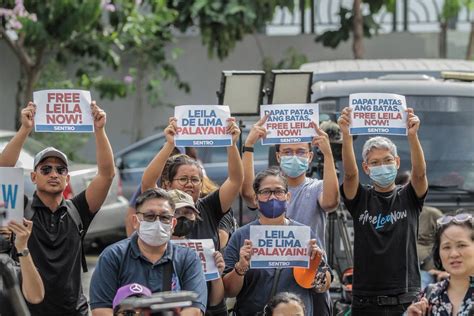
[368,164,398,188]
[0,234,13,254]
[258,199,287,219]
[280,156,309,178]
[173,217,196,237]
[138,220,172,247]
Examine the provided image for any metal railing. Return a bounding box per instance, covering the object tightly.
[267,0,474,34]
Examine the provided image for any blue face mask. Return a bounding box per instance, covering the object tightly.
[280,156,309,178]
[368,164,398,188]
[258,199,287,219]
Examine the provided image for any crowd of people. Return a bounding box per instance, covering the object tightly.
[0,102,472,316]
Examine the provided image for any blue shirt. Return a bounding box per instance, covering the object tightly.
[223,219,319,316]
[89,233,207,313]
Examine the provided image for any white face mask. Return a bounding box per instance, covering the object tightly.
[138,220,172,247]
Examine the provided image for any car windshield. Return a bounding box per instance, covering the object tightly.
[0,135,47,169]
[322,95,474,191]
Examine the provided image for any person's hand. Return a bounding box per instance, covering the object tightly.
[164,117,178,145]
[407,297,429,316]
[91,101,106,130]
[237,239,252,269]
[8,219,33,251]
[226,117,241,145]
[21,102,36,130]
[308,239,325,260]
[311,122,332,156]
[245,115,269,147]
[337,107,351,136]
[406,108,420,136]
[213,251,225,275]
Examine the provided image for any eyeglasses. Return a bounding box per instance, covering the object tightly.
[279,149,309,157]
[367,157,396,167]
[137,212,173,224]
[437,213,473,228]
[173,177,202,186]
[38,165,68,176]
[257,188,288,200]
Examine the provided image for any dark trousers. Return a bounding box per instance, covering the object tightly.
[351,295,411,316]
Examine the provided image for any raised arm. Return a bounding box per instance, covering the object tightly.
[218,118,244,213]
[141,117,177,191]
[8,219,44,304]
[338,107,359,200]
[406,108,428,198]
[240,116,268,209]
[312,123,339,211]
[0,102,35,167]
[223,239,252,297]
[85,102,115,213]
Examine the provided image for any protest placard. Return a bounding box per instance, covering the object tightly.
[349,93,407,135]
[174,105,232,147]
[171,239,219,281]
[33,89,94,133]
[260,104,319,145]
[250,225,310,269]
[0,168,24,225]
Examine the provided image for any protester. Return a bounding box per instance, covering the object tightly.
[0,101,115,316]
[263,292,306,316]
[168,189,226,316]
[140,116,243,250]
[338,107,428,315]
[240,116,339,315]
[112,283,152,316]
[223,168,331,316]
[90,188,207,316]
[0,219,44,315]
[407,213,474,316]
[396,171,448,289]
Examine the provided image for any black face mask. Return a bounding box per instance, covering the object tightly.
[0,234,13,254]
[173,217,196,237]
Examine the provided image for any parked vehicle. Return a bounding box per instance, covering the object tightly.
[0,130,129,245]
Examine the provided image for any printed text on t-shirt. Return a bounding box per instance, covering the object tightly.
[358,209,407,230]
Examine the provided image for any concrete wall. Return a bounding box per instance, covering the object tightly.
[0,31,470,161]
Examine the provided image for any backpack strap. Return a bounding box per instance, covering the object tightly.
[64,200,87,273]
[162,259,174,292]
[24,197,35,220]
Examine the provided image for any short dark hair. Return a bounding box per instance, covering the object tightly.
[432,212,474,270]
[135,188,175,212]
[263,292,305,315]
[253,167,288,194]
[162,154,203,184]
[275,143,312,152]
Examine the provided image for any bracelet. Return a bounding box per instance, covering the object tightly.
[234,263,249,276]
[242,146,254,153]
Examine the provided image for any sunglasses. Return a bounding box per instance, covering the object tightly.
[38,165,68,176]
[436,213,473,228]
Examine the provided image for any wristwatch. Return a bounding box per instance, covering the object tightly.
[17,248,30,257]
[242,146,254,153]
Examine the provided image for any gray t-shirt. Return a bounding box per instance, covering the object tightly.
[287,177,327,250]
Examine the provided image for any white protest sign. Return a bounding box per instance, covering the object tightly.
[349,93,407,135]
[260,104,319,145]
[33,89,94,133]
[174,105,232,147]
[0,168,24,225]
[171,239,219,281]
[250,225,311,269]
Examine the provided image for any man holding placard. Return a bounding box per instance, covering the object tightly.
[338,105,427,315]
[240,108,339,316]
[1,99,116,316]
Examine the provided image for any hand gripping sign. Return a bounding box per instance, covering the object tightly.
[174,105,232,147]
[171,239,219,281]
[349,93,407,136]
[0,167,24,225]
[260,104,319,145]
[33,89,94,133]
[249,225,311,268]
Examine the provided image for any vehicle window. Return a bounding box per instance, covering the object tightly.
[0,136,46,169]
[121,137,166,169]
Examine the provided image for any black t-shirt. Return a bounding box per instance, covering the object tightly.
[24,191,94,316]
[341,183,425,296]
[191,189,226,250]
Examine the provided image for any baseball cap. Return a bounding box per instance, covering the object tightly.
[293,250,323,289]
[33,147,68,169]
[167,189,199,214]
[112,283,152,310]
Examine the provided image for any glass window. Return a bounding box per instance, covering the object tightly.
[121,137,166,169]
